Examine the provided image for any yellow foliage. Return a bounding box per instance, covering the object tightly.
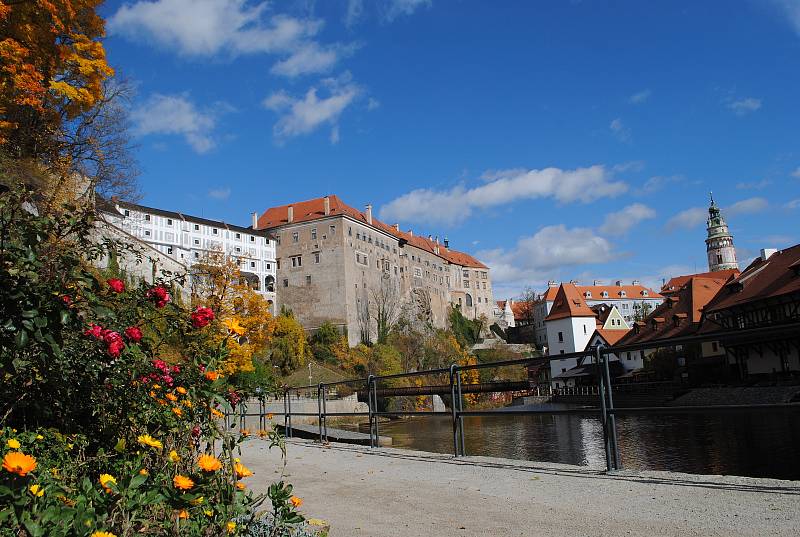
[191,249,275,374]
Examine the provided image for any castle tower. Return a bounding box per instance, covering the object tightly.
[706,193,738,272]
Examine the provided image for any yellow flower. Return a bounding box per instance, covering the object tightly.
[182,400,193,408]
[223,318,246,336]
[197,454,221,472]
[91,532,117,537]
[226,521,236,534]
[190,496,204,505]
[29,484,44,497]
[204,509,213,517]
[257,429,267,438]
[139,469,149,476]
[173,474,194,491]
[168,450,180,463]
[234,462,253,479]
[2,452,37,476]
[35,435,43,441]
[7,439,20,449]
[178,509,189,519]
[166,393,178,402]
[236,481,246,490]
[290,495,303,508]
[176,387,187,395]
[152,384,161,389]
[172,407,183,418]
[66,443,74,450]
[99,474,116,493]
[137,434,163,450]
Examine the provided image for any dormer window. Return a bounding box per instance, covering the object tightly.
[584,291,592,298]
[601,291,609,298]
[619,291,626,297]
[641,290,649,297]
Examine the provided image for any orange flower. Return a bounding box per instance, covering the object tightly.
[173,475,194,490]
[139,469,149,476]
[204,371,221,381]
[178,509,189,519]
[257,429,268,438]
[172,407,183,417]
[149,391,156,398]
[236,481,246,490]
[266,413,274,420]
[176,387,187,395]
[165,393,178,402]
[240,428,250,437]
[290,496,303,508]
[198,454,222,472]
[3,452,37,476]
[210,408,224,418]
[234,462,253,479]
[182,400,193,408]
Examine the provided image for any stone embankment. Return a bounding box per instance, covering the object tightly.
[244,438,800,537]
[670,386,800,406]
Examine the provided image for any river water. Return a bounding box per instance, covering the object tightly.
[343,405,800,480]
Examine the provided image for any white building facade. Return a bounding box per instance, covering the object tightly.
[102,201,277,310]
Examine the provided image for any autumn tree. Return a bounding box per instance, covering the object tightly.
[0,1,138,204]
[270,310,309,375]
[516,286,537,326]
[191,249,275,373]
[370,276,402,344]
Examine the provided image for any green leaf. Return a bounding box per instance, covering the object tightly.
[15,329,28,348]
[128,473,147,490]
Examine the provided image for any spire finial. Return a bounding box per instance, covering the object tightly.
[709,191,715,206]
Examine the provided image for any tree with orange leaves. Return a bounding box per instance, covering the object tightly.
[0,1,138,203]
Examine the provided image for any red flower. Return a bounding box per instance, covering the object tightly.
[146,286,170,308]
[191,306,215,329]
[103,331,125,358]
[61,295,72,306]
[124,326,143,342]
[84,324,104,339]
[107,279,125,293]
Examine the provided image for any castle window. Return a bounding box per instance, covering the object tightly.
[283,279,288,287]
[167,247,173,255]
[145,214,151,221]
[265,276,275,292]
[314,252,320,264]
[194,239,199,245]
[466,294,473,307]
[330,225,335,235]
[306,275,312,286]
[250,236,255,242]
[311,227,317,240]
[235,232,241,239]
[290,255,302,267]
[194,224,200,231]
[558,332,564,342]
[144,230,151,237]
[124,209,130,216]
[212,228,218,235]
[292,232,299,243]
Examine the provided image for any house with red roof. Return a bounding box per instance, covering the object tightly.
[257,195,495,345]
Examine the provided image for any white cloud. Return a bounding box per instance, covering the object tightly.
[769,0,800,36]
[367,97,381,110]
[628,89,651,104]
[130,94,218,153]
[263,75,361,141]
[727,97,762,115]
[477,225,616,285]
[384,0,432,21]
[736,179,771,190]
[791,167,800,178]
[613,161,645,173]
[609,117,631,142]
[379,165,629,226]
[786,199,800,209]
[345,0,364,27]
[599,203,656,236]
[208,187,231,200]
[109,0,352,77]
[727,197,769,216]
[666,207,707,231]
[638,175,684,195]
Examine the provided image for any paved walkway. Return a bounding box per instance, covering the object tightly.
[243,439,800,537]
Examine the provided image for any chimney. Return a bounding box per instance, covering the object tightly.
[408,229,413,237]
[323,196,330,216]
[287,205,294,223]
[443,236,449,248]
[393,223,400,231]
[251,212,258,229]
[615,280,622,286]
[547,280,558,287]
[632,279,640,286]
[428,234,432,241]
[593,279,602,286]
[435,236,439,244]
[760,248,778,261]
[365,204,372,225]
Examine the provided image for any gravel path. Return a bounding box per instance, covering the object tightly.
[242,438,800,537]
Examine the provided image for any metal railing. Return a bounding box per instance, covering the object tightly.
[229,322,800,473]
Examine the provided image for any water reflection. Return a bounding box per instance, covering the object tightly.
[345,407,800,480]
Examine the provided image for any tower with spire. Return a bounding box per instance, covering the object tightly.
[706,193,738,272]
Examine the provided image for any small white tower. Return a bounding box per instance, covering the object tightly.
[706,193,738,272]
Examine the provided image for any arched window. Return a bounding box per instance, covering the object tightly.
[465,293,473,307]
[265,275,275,292]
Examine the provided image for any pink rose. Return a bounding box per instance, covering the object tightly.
[124,326,143,343]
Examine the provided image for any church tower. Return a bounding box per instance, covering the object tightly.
[706,193,738,272]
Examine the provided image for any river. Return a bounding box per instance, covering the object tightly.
[341,405,800,480]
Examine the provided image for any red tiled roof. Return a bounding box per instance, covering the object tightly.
[661,269,739,295]
[545,283,596,321]
[540,283,662,301]
[496,300,507,309]
[616,274,730,347]
[257,195,487,268]
[703,244,800,314]
[593,328,630,346]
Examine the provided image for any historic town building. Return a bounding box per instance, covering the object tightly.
[101,200,277,309]
[706,193,739,272]
[531,281,664,347]
[256,195,494,345]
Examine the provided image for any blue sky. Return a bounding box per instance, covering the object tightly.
[102,0,800,298]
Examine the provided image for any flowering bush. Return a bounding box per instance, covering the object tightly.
[0,188,304,536]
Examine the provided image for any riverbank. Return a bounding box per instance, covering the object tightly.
[243,438,800,537]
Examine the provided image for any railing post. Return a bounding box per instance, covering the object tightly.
[322,385,328,442]
[317,382,324,442]
[595,346,612,472]
[449,364,459,457]
[601,348,621,470]
[372,378,380,447]
[287,389,293,439]
[367,375,375,448]
[456,367,465,456]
